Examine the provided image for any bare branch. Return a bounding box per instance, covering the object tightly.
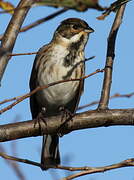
[1,90,133,110]
[0,0,34,84]
[97,0,131,20]
[0,108,134,142]
[34,0,106,12]
[0,69,103,114]
[0,151,41,168]
[9,52,94,58]
[60,158,134,180]
[20,8,68,33]
[9,52,37,56]
[0,149,134,179]
[77,92,134,111]
[0,97,17,105]
[98,4,126,110]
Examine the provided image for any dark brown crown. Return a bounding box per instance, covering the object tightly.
[60,18,90,30]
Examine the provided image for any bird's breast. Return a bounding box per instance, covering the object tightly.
[36,44,84,108]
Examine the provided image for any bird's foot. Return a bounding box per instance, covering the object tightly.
[34,108,47,135]
[58,107,75,137]
[59,106,73,120]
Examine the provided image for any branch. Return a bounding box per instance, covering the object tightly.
[0,68,103,114]
[0,0,34,84]
[97,0,131,20]
[0,151,41,167]
[9,52,94,58]
[20,8,68,33]
[0,149,134,180]
[60,158,134,180]
[9,52,37,56]
[34,0,106,12]
[98,4,126,110]
[77,92,134,111]
[1,108,134,142]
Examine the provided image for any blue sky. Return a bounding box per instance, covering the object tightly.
[0,0,134,180]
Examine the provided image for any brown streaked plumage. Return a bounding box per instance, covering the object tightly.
[29,18,94,170]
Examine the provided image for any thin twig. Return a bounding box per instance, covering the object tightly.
[1,90,133,109]
[0,152,41,167]
[98,4,126,110]
[0,56,95,106]
[0,97,17,105]
[9,52,37,56]
[60,159,134,180]
[97,0,131,20]
[20,8,68,32]
[85,56,95,62]
[77,92,134,111]
[9,53,94,58]
[0,69,104,114]
[0,151,134,180]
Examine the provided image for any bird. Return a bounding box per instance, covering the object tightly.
[29,18,94,170]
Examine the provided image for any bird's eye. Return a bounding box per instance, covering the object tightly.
[72,24,80,30]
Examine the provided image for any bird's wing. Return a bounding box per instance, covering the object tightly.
[67,61,85,114]
[29,44,50,119]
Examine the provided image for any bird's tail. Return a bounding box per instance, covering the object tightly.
[41,135,60,170]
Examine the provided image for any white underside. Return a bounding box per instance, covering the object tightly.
[37,44,84,108]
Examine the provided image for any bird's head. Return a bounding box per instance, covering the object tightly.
[53,18,94,49]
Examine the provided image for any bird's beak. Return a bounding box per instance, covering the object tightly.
[84,27,94,33]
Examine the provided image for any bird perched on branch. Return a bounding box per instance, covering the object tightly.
[29,18,94,170]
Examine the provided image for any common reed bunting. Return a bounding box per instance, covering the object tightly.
[30,18,94,170]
